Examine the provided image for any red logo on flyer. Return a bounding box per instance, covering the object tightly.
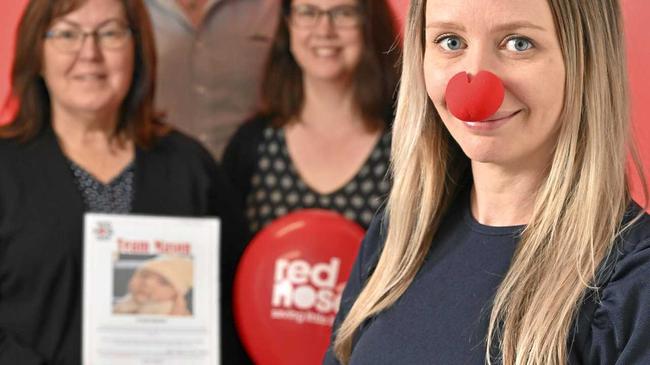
[93,222,113,240]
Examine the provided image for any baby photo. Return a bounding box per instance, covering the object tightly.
[113,255,194,317]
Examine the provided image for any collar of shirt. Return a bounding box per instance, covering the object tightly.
[150,0,221,27]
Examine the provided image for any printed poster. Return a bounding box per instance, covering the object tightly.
[83,214,220,365]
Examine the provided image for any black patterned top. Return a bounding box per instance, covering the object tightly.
[244,126,391,234]
[68,159,135,213]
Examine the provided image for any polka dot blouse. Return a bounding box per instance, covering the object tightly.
[245,127,391,234]
[68,159,135,213]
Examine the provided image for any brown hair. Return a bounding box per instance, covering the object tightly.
[260,0,400,130]
[0,0,166,147]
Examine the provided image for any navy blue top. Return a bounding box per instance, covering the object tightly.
[324,189,650,364]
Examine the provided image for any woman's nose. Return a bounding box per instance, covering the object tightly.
[77,34,103,61]
[461,43,499,80]
[313,12,337,37]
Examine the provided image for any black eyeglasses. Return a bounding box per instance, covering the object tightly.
[44,20,132,53]
[288,4,363,28]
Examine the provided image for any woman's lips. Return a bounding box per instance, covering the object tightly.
[462,110,521,130]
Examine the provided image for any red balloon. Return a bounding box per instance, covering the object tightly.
[234,209,365,365]
[445,70,505,122]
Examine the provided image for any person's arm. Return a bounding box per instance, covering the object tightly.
[0,331,46,365]
[0,159,46,365]
[577,235,650,364]
[322,212,386,365]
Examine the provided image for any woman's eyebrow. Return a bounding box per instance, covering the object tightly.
[53,17,126,28]
[425,20,547,33]
[491,21,548,33]
[425,21,465,32]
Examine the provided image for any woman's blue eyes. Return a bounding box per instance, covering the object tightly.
[436,35,466,51]
[434,35,534,53]
[505,37,534,52]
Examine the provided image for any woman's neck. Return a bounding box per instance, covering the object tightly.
[470,161,547,227]
[52,107,122,151]
[51,107,135,184]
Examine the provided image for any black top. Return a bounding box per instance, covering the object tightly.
[324,188,650,365]
[0,126,245,365]
[223,116,391,235]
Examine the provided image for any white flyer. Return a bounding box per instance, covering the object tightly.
[83,213,220,365]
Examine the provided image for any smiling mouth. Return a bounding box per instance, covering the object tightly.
[480,110,521,123]
[72,74,107,81]
[312,47,341,57]
[461,110,522,130]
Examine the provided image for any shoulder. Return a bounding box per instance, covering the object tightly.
[0,136,23,161]
[230,114,273,145]
[357,209,389,280]
[596,201,650,303]
[222,114,274,183]
[0,130,54,168]
[574,202,650,363]
[224,114,273,158]
[603,202,650,295]
[149,129,217,168]
[601,203,650,287]
[616,202,650,254]
[138,129,224,188]
[153,129,211,156]
[0,137,25,189]
[324,208,388,365]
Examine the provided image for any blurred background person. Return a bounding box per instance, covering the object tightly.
[0,0,242,363]
[144,0,280,159]
[224,0,400,236]
[222,1,399,362]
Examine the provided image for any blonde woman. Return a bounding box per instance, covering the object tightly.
[324,0,650,364]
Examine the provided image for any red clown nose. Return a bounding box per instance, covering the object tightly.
[444,71,505,122]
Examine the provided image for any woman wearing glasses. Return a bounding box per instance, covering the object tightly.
[223,0,399,235]
[222,0,399,362]
[0,0,243,363]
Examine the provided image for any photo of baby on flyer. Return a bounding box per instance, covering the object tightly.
[84,214,219,364]
[113,255,194,316]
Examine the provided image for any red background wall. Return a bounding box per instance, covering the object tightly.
[621,0,650,202]
[1,0,648,202]
[0,0,27,123]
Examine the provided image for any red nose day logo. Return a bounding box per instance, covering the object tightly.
[93,221,113,240]
[445,71,505,121]
[271,257,343,325]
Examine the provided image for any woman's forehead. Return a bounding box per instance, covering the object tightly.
[424,0,555,34]
[292,0,358,7]
[51,0,126,27]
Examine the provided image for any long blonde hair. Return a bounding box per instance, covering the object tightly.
[333,1,646,364]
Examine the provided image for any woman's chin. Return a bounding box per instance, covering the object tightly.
[56,98,122,118]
